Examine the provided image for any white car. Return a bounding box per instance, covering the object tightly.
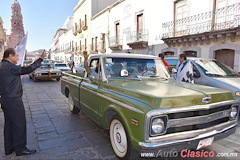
[53,63,72,73]
[75,63,85,74]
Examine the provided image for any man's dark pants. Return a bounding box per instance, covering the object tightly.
[1,99,27,154]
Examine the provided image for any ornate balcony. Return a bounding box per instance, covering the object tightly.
[78,25,82,33]
[89,44,98,54]
[162,3,240,39]
[97,42,106,53]
[109,36,122,51]
[80,45,86,53]
[81,21,88,31]
[127,29,149,49]
[72,27,77,36]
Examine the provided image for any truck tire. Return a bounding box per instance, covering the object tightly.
[109,115,138,159]
[68,92,80,114]
[56,78,60,81]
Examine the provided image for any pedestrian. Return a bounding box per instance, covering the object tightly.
[176,53,194,83]
[0,48,47,156]
[71,61,75,73]
[159,53,170,70]
[177,53,188,75]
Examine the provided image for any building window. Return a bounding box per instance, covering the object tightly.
[75,23,77,32]
[95,37,98,51]
[91,38,94,50]
[175,0,188,33]
[216,0,236,25]
[79,18,81,28]
[116,22,120,44]
[137,13,143,39]
[80,40,82,51]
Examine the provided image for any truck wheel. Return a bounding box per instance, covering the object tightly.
[56,78,60,81]
[110,115,137,159]
[68,93,80,114]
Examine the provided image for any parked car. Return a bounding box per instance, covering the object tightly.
[53,63,72,73]
[29,64,62,81]
[165,56,240,101]
[74,63,85,73]
[61,53,238,159]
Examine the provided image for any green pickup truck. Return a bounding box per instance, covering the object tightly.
[61,53,239,159]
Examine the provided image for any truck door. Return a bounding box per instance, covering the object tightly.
[79,58,101,121]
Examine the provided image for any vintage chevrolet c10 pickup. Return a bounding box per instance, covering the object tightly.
[61,53,239,159]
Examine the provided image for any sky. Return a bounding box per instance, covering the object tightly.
[0,0,79,51]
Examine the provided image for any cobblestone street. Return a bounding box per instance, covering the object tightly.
[0,76,240,160]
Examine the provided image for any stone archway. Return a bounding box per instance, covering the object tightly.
[180,46,201,57]
[215,49,235,69]
[184,50,197,57]
[161,47,177,55]
[210,43,240,71]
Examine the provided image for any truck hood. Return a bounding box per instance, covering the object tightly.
[106,79,234,111]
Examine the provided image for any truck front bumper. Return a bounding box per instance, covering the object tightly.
[139,124,237,154]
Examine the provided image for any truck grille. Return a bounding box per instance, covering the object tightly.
[166,104,232,134]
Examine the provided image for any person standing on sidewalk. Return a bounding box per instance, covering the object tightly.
[0,48,46,156]
[159,53,170,70]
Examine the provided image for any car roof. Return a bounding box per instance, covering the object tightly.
[165,56,216,61]
[90,53,159,59]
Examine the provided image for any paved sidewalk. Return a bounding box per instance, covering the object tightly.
[0,76,240,160]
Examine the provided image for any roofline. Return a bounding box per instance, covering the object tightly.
[74,0,87,13]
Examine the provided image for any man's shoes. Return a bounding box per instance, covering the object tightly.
[16,148,36,156]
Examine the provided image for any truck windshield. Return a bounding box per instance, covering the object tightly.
[194,59,239,77]
[39,64,53,69]
[55,64,67,67]
[104,58,169,79]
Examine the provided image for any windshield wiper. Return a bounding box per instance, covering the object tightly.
[207,74,223,77]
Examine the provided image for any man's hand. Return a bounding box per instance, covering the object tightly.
[40,50,47,59]
[83,51,89,60]
[83,51,90,74]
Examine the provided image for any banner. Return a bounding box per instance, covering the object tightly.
[176,60,194,84]
[15,32,28,66]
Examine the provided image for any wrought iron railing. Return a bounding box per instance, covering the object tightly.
[81,45,86,52]
[126,29,149,44]
[162,3,240,38]
[109,36,122,47]
[97,42,106,52]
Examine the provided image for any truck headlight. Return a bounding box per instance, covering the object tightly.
[235,92,240,97]
[230,105,238,119]
[36,73,41,76]
[150,116,168,136]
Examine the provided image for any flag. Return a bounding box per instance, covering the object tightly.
[15,32,28,66]
[176,60,194,84]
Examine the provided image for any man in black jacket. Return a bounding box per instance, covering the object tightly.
[0,48,46,156]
